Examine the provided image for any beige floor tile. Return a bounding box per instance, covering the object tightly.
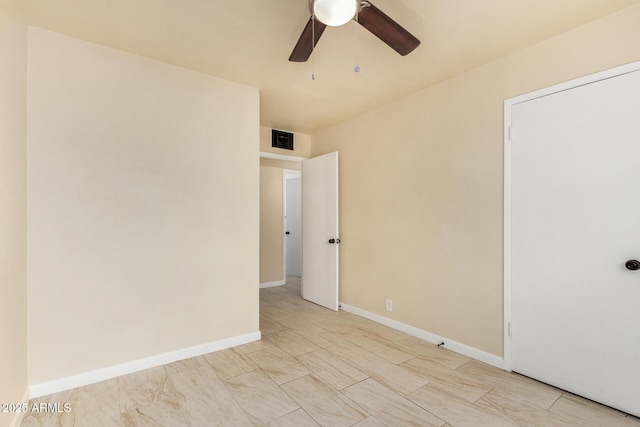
[223,370,299,424]
[75,412,122,427]
[276,316,327,337]
[549,394,640,427]
[347,352,428,395]
[281,374,369,426]
[352,416,386,426]
[342,378,444,427]
[264,286,288,293]
[285,275,302,285]
[402,356,491,402]
[259,298,275,308]
[186,404,258,427]
[203,347,258,380]
[169,365,235,417]
[247,346,310,385]
[348,319,411,342]
[287,307,340,324]
[296,349,369,390]
[263,297,301,311]
[23,381,121,427]
[348,335,414,364]
[267,409,320,427]
[454,360,561,409]
[406,383,517,427]
[395,336,471,369]
[236,338,275,354]
[300,298,339,312]
[261,306,294,321]
[260,316,287,335]
[263,329,320,357]
[162,356,207,377]
[117,366,182,413]
[22,389,84,427]
[306,332,369,360]
[312,318,370,337]
[121,400,188,427]
[78,379,121,426]
[474,388,578,427]
[21,413,58,427]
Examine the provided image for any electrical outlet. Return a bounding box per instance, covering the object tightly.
[386,299,392,312]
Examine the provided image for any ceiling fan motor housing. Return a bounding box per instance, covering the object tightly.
[309,0,359,26]
[290,0,420,62]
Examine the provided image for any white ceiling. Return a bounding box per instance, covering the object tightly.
[25,0,640,134]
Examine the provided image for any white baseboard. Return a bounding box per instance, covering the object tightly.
[260,280,285,288]
[339,303,505,370]
[29,331,261,399]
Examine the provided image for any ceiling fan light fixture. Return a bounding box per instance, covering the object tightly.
[310,0,358,27]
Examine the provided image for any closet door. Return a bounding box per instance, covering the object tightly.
[511,69,640,417]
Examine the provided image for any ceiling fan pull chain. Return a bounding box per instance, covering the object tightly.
[354,5,361,77]
[311,15,316,80]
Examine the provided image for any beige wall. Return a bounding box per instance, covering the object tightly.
[311,4,640,358]
[0,1,28,426]
[27,28,259,385]
[260,126,311,158]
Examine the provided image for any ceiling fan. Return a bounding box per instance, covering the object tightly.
[289,0,420,62]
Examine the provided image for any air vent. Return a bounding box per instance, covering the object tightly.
[272,129,294,150]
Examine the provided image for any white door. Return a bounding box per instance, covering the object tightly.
[285,176,302,277]
[302,152,339,311]
[510,69,640,416]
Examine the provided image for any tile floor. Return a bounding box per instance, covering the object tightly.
[21,277,640,426]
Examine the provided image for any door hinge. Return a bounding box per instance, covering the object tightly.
[507,322,512,337]
[507,126,513,141]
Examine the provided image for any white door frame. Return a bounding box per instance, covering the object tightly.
[503,60,640,372]
[283,169,302,280]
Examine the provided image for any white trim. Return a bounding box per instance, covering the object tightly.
[260,151,307,162]
[29,331,261,399]
[260,280,286,288]
[503,59,640,373]
[503,99,513,372]
[507,61,640,108]
[283,169,301,180]
[340,303,505,370]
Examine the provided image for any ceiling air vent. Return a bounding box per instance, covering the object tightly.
[272,129,294,150]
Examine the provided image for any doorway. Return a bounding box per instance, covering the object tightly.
[258,151,340,311]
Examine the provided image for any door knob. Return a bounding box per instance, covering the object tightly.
[625,260,640,271]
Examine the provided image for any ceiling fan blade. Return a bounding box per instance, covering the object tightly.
[289,16,328,62]
[358,1,420,56]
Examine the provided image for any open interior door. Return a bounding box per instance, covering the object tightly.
[302,152,339,311]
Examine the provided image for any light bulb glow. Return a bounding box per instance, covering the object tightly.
[311,0,358,27]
